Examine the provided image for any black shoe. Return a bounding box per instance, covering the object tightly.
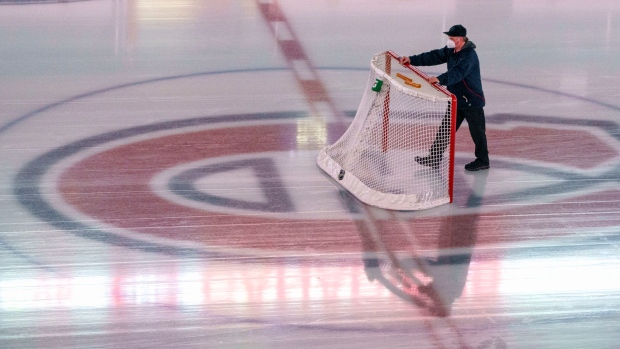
[464,159,490,171]
[415,156,440,169]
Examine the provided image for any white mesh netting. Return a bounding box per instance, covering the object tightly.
[317,51,455,210]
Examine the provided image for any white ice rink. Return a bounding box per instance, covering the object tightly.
[1,1,619,348]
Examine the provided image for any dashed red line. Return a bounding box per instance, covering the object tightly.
[255,1,470,346]
[256,0,345,121]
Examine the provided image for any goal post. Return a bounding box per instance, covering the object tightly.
[317,51,457,210]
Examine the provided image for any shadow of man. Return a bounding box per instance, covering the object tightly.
[355,170,489,317]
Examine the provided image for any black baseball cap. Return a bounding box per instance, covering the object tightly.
[443,24,466,37]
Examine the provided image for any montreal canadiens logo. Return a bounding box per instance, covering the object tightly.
[15,108,620,256]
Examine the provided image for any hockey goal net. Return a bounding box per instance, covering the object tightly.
[317,51,457,210]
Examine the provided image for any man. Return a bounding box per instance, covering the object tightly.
[400,24,490,171]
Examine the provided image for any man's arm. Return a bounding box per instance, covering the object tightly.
[409,48,450,66]
[399,48,449,66]
[399,48,449,84]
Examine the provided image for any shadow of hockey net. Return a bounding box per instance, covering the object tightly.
[317,51,457,210]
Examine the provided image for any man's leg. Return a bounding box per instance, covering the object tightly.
[463,108,489,170]
[416,110,465,168]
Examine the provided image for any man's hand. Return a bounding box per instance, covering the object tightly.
[399,56,410,65]
[428,76,440,84]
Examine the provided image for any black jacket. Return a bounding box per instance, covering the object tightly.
[408,41,485,109]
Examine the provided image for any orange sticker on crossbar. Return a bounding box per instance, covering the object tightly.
[396,73,421,88]
[405,80,422,88]
[396,73,412,82]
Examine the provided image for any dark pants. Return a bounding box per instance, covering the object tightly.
[431,107,489,164]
